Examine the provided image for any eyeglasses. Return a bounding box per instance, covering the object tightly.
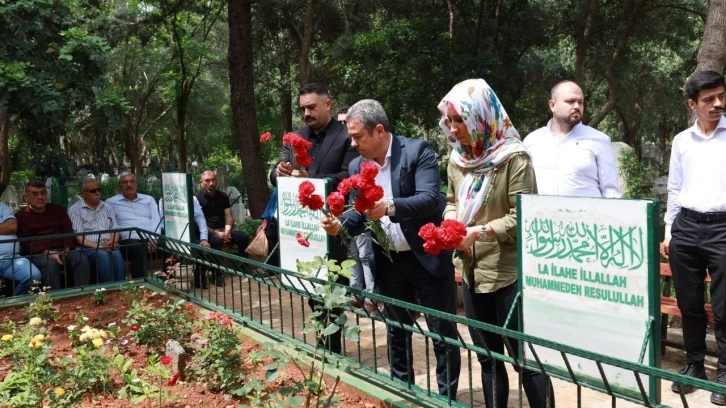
[84,188,101,193]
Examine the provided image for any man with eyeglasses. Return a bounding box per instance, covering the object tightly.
[68,177,126,283]
[15,180,90,290]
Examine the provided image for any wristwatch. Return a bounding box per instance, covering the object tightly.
[385,199,396,217]
[477,225,489,241]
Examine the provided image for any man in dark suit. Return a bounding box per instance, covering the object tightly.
[321,99,461,398]
[269,83,358,354]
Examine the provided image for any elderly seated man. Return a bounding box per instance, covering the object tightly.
[106,172,162,279]
[15,180,90,290]
[0,202,41,296]
[68,177,126,283]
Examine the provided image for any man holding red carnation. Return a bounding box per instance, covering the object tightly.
[269,83,358,355]
[321,99,461,399]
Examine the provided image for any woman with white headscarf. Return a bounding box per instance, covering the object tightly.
[439,79,554,408]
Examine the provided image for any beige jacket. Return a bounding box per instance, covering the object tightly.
[444,152,537,293]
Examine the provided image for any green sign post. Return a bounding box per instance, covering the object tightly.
[517,194,661,402]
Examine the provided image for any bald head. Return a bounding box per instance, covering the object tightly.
[549,80,584,129]
[200,170,218,195]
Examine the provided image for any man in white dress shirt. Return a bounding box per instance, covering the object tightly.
[523,80,622,198]
[660,70,726,404]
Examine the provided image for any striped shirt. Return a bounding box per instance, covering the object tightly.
[106,193,162,240]
[68,200,118,243]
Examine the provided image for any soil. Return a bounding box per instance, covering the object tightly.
[0,290,391,408]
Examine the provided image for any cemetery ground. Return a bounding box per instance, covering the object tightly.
[0,261,716,407]
[0,287,389,407]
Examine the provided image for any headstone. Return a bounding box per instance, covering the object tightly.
[225,186,247,223]
[165,339,188,379]
[68,195,82,207]
[653,176,668,203]
[100,173,110,184]
[611,142,633,194]
[45,177,53,200]
[1,185,20,212]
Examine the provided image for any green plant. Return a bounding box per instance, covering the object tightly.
[238,218,263,239]
[618,149,655,199]
[92,287,106,305]
[0,319,55,407]
[190,311,244,392]
[112,354,161,404]
[49,346,113,407]
[120,281,145,303]
[122,297,194,353]
[26,285,59,322]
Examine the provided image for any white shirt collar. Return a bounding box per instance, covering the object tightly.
[546,119,582,139]
[689,115,726,139]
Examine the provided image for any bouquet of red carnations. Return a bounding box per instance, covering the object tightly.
[418,220,467,256]
[283,132,313,168]
[296,162,395,260]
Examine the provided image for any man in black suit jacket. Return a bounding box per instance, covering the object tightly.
[269,83,358,354]
[321,99,461,399]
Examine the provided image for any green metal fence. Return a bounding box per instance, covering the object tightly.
[1,228,725,407]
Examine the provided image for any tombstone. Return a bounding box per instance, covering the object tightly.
[68,195,82,207]
[611,142,634,194]
[654,176,668,203]
[85,173,96,180]
[215,167,228,191]
[45,177,53,200]
[225,186,247,222]
[164,339,188,379]
[100,173,110,184]
[1,185,20,212]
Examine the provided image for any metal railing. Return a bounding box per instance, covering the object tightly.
[1,228,725,407]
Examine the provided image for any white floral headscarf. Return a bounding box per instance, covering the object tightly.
[437,78,527,225]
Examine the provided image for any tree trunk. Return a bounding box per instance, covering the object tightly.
[689,0,726,124]
[228,0,270,218]
[281,85,293,134]
[470,0,485,56]
[574,0,597,84]
[299,0,318,84]
[0,111,11,195]
[489,0,504,52]
[588,0,645,128]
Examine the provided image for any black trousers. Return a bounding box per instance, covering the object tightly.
[119,239,149,279]
[462,281,554,408]
[376,250,461,398]
[669,211,726,372]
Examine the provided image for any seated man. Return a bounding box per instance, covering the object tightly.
[68,177,126,283]
[195,170,250,287]
[15,181,90,290]
[0,202,41,296]
[106,172,161,279]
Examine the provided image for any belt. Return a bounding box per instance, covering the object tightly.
[680,208,726,223]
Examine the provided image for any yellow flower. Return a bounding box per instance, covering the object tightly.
[32,334,45,342]
[81,325,91,333]
[99,330,108,339]
[1,334,12,342]
[54,387,65,396]
[79,333,88,341]
[29,317,42,326]
[92,338,103,348]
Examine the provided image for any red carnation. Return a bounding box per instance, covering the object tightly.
[129,324,140,332]
[337,178,355,195]
[360,162,379,180]
[439,220,467,248]
[160,355,172,365]
[296,232,311,247]
[326,192,346,216]
[299,181,315,197]
[296,155,313,168]
[418,223,439,241]
[167,372,180,386]
[423,241,443,256]
[354,196,375,213]
[363,185,384,202]
[259,132,272,143]
[307,194,324,211]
